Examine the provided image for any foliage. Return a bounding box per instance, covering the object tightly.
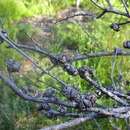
[1,0,130,130]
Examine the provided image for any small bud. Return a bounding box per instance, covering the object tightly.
[6,59,21,73]
[62,85,80,100]
[83,93,96,107]
[50,56,59,65]
[58,54,69,64]
[110,23,120,31]
[64,63,78,76]
[50,54,69,65]
[77,93,96,110]
[123,40,130,48]
[78,66,93,79]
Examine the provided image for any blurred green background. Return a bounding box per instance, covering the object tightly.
[0,0,130,130]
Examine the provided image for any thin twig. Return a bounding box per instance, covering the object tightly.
[121,0,130,15]
[39,113,103,130]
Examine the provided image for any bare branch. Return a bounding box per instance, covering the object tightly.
[121,0,130,15]
[39,113,102,130]
[70,50,130,62]
[105,0,112,9]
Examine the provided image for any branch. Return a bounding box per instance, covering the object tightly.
[90,0,105,10]
[0,72,77,108]
[84,76,128,105]
[70,50,130,62]
[105,0,112,9]
[55,0,130,22]
[39,113,103,130]
[0,31,67,86]
[121,0,129,15]
[39,106,130,130]
[90,0,130,18]
[7,42,130,63]
[55,12,95,23]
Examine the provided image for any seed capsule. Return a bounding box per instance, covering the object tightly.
[6,59,21,73]
[83,93,96,107]
[78,66,93,79]
[77,93,96,110]
[64,63,78,76]
[110,23,120,31]
[123,40,130,48]
[62,85,80,100]
[50,54,68,65]
[58,54,69,64]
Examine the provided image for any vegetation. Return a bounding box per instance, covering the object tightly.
[0,0,130,130]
